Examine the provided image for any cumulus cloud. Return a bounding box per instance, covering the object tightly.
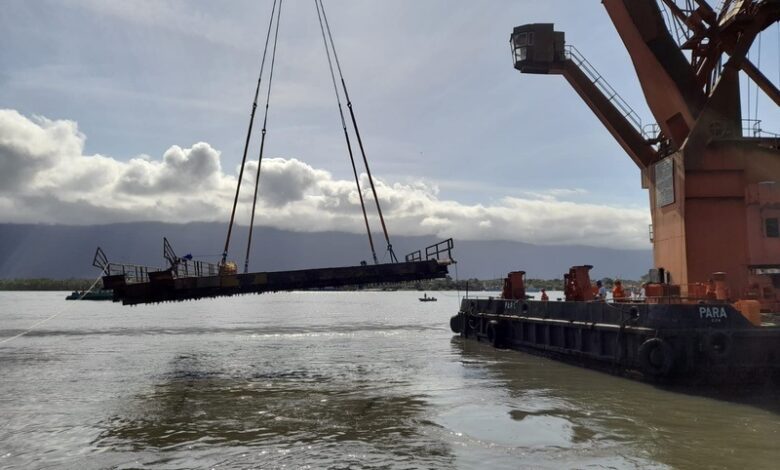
[116,143,223,195]
[0,109,651,248]
[0,110,84,191]
[245,158,325,208]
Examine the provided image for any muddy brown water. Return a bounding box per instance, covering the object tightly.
[1,291,778,469]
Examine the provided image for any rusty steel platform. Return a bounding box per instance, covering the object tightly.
[94,238,455,305]
[103,259,450,305]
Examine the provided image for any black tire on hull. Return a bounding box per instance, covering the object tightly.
[450,315,462,334]
[487,320,502,348]
[703,331,732,362]
[638,337,675,377]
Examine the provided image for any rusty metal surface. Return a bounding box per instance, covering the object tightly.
[106,259,449,305]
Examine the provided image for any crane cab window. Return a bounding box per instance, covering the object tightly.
[766,217,779,238]
[514,32,534,47]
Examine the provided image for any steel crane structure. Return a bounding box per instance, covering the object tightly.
[511,0,780,311]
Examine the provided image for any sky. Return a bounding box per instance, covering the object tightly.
[0,0,778,251]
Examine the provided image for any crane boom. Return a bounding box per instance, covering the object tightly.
[602,0,705,149]
[510,24,657,169]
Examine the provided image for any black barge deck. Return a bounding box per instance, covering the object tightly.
[451,297,780,385]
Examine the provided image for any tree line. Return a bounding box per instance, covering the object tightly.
[0,276,644,292]
[0,278,97,291]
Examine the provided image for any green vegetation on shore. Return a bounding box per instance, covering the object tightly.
[0,278,97,291]
[382,277,565,292]
[0,276,643,292]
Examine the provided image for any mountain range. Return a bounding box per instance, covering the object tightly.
[0,223,652,281]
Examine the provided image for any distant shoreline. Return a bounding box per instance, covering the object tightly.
[0,279,97,291]
[0,277,643,292]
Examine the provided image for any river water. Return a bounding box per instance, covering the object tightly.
[0,291,778,469]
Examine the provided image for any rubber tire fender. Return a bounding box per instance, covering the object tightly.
[638,337,675,377]
[450,315,462,334]
[703,331,732,361]
[486,320,502,348]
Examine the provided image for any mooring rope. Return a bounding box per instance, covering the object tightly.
[0,270,106,345]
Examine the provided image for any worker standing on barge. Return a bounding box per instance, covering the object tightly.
[612,280,626,302]
[593,280,607,300]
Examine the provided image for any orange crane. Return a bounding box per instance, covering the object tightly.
[511,0,780,312]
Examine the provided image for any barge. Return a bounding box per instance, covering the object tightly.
[96,238,454,305]
[451,268,780,385]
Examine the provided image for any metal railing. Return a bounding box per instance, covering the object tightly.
[93,243,219,285]
[426,238,455,262]
[642,123,662,140]
[93,247,159,284]
[103,263,162,284]
[742,119,780,138]
[174,260,219,278]
[405,238,455,263]
[658,1,694,48]
[564,45,646,132]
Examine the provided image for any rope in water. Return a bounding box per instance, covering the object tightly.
[0,270,106,345]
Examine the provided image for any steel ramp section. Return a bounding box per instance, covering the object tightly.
[105,259,450,305]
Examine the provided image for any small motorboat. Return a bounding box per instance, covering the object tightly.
[419,293,437,302]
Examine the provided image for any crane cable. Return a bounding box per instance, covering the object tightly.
[221,0,280,267]
[314,0,378,265]
[754,31,761,123]
[317,0,398,263]
[244,0,284,273]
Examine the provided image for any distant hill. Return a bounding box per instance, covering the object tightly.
[0,223,651,280]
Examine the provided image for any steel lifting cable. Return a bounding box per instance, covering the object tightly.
[314,0,378,265]
[244,0,284,273]
[754,31,761,123]
[222,0,280,267]
[318,0,398,263]
[747,45,752,124]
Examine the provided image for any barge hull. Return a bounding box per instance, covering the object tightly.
[453,297,780,385]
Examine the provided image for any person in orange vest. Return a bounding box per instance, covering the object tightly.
[540,288,549,301]
[612,279,626,301]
